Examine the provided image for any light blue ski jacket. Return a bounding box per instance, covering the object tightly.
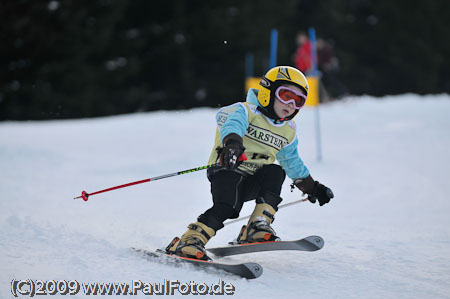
[216,88,309,180]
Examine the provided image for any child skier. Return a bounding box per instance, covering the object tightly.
[166,66,334,260]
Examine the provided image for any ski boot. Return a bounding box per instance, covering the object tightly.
[166,221,215,261]
[236,203,281,244]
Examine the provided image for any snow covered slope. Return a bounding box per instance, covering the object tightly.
[1,94,449,298]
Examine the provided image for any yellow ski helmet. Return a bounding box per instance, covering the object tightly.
[257,66,309,120]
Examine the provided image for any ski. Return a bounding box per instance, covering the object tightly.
[131,248,263,279]
[207,235,324,257]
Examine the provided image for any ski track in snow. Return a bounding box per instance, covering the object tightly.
[1,94,450,298]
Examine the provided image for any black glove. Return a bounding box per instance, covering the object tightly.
[219,133,246,169]
[294,175,334,206]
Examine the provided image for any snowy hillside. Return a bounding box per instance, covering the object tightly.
[1,94,450,298]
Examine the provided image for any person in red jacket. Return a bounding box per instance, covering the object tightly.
[294,32,312,74]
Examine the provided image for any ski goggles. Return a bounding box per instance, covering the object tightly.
[274,86,307,109]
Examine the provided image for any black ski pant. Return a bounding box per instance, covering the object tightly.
[198,164,285,232]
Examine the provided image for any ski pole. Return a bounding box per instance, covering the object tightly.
[74,153,248,202]
[74,164,215,202]
[223,197,309,226]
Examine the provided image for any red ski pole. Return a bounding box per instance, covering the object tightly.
[74,154,247,202]
[73,164,214,202]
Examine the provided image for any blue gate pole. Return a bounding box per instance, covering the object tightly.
[309,28,319,76]
[309,27,323,162]
[269,29,278,68]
